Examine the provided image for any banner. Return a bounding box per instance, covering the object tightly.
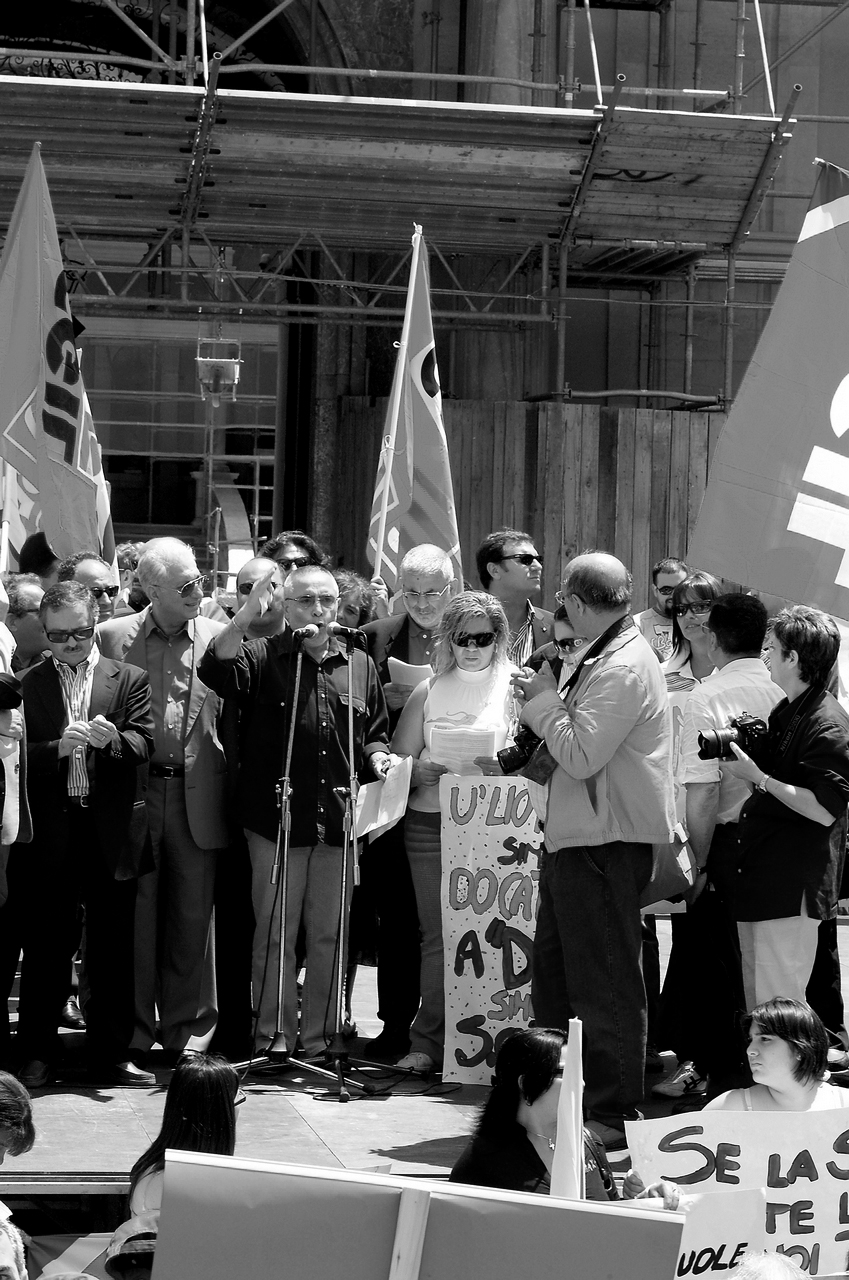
[366,225,462,592]
[688,160,849,620]
[0,143,115,565]
[439,775,542,1085]
[627,1109,849,1275]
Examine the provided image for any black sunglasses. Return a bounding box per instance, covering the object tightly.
[453,632,496,648]
[672,600,713,618]
[276,555,310,571]
[45,627,95,643]
[89,585,119,600]
[554,637,584,653]
[500,553,542,567]
[237,580,282,596]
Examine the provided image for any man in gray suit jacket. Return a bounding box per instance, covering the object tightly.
[98,538,230,1062]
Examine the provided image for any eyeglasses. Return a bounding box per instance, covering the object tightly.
[402,586,451,604]
[453,631,496,648]
[655,585,679,597]
[673,601,713,618]
[237,580,282,596]
[45,627,95,643]
[554,636,584,653]
[166,574,210,599]
[500,553,542,567]
[288,593,338,608]
[276,556,310,571]
[88,585,119,601]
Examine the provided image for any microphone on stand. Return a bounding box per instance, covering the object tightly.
[325,622,366,646]
[292,624,320,642]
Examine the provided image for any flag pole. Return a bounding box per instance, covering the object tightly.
[372,224,423,581]
[0,463,12,573]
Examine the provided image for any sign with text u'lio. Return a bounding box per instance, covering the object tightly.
[627,1109,849,1277]
[439,775,542,1085]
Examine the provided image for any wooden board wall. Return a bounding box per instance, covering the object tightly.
[332,398,726,614]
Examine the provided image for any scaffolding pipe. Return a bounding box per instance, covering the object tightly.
[167,0,178,85]
[556,240,569,398]
[308,0,318,93]
[752,0,775,114]
[199,0,209,86]
[584,0,604,104]
[723,250,736,404]
[733,0,747,112]
[693,0,705,93]
[186,0,196,86]
[684,264,696,395]
[564,0,577,105]
[532,0,545,106]
[540,241,551,319]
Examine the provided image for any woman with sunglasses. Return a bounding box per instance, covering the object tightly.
[391,592,518,1074]
[652,571,723,1102]
[128,1054,241,1217]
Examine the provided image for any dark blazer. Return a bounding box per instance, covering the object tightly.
[97,609,230,850]
[362,613,410,684]
[21,656,154,880]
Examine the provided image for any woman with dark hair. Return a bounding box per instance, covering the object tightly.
[128,1055,241,1215]
[391,592,518,1074]
[451,1028,679,1205]
[259,530,329,570]
[0,1071,35,1164]
[705,998,849,1111]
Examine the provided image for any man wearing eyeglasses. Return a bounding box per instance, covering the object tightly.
[98,538,231,1066]
[6,577,47,674]
[10,581,155,1089]
[199,564,390,1059]
[57,552,120,625]
[356,545,455,1060]
[476,529,552,666]
[633,558,689,662]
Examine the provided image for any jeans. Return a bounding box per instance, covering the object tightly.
[532,840,652,1125]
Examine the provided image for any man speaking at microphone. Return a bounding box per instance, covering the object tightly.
[198,565,390,1059]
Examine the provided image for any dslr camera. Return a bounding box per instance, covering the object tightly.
[697,711,769,762]
[496,725,542,775]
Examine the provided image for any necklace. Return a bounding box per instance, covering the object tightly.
[528,1130,555,1151]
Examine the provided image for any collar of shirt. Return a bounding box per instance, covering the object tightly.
[52,643,101,679]
[407,617,434,646]
[275,629,347,663]
[144,609,191,643]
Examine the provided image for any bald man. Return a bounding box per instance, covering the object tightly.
[234,559,287,639]
[513,553,676,1151]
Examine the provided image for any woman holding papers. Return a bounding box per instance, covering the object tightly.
[704,998,849,1112]
[391,592,518,1074]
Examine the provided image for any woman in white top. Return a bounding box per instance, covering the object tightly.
[705,998,849,1112]
[128,1054,241,1217]
[391,592,518,1075]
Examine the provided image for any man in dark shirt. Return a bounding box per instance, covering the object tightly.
[724,605,849,1009]
[198,565,390,1058]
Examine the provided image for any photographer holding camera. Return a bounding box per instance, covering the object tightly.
[721,605,849,1011]
[677,593,783,1098]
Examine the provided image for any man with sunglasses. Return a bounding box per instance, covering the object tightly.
[476,529,552,666]
[10,582,155,1088]
[57,552,120,625]
[234,559,287,639]
[633,558,689,663]
[98,539,231,1066]
[199,564,390,1060]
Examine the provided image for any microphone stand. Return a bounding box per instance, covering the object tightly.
[240,626,377,1102]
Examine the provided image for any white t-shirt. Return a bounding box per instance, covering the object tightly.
[679,657,783,824]
[634,608,674,663]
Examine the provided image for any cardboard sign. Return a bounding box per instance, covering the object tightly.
[438,776,542,1084]
[627,1109,849,1276]
[153,1152,685,1280]
[676,1189,766,1277]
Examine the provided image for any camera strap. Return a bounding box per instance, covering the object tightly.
[559,613,636,702]
[773,684,819,759]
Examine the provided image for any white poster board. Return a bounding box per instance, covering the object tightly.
[627,1109,849,1276]
[438,775,542,1084]
[153,1152,684,1280]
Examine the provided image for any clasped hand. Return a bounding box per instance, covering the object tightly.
[59,714,117,757]
[511,663,558,708]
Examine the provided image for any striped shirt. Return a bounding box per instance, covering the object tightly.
[54,646,100,797]
[508,599,536,667]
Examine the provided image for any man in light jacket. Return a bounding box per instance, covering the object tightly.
[513,552,676,1150]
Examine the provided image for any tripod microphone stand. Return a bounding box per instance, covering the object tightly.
[242,624,377,1101]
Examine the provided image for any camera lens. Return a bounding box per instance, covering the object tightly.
[697,727,739,761]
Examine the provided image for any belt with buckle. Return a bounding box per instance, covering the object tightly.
[149,763,185,779]
[68,795,91,808]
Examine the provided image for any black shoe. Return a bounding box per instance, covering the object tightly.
[60,997,86,1030]
[18,1059,51,1089]
[110,1061,156,1087]
[644,1042,664,1074]
[363,1032,411,1062]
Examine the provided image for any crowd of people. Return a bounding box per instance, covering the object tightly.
[0,523,847,1278]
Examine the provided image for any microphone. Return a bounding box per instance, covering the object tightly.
[325,622,361,639]
[292,624,320,641]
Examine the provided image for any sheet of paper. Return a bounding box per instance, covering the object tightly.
[429,726,497,775]
[356,756,413,841]
[388,657,433,686]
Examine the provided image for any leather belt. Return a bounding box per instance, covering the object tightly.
[149,763,185,778]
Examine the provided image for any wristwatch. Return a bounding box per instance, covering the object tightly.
[755,774,771,794]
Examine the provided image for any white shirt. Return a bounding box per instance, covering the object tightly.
[634,608,674,663]
[679,657,783,824]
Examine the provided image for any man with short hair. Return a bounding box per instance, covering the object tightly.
[513,552,676,1149]
[98,539,230,1063]
[198,565,390,1058]
[676,592,783,1097]
[5,576,46,673]
[12,582,155,1088]
[57,552,120,624]
[358,543,454,1058]
[722,605,849,1008]
[633,557,689,662]
[476,528,552,665]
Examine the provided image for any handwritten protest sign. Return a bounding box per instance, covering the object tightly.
[439,776,542,1084]
[627,1110,849,1276]
[676,1189,765,1277]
